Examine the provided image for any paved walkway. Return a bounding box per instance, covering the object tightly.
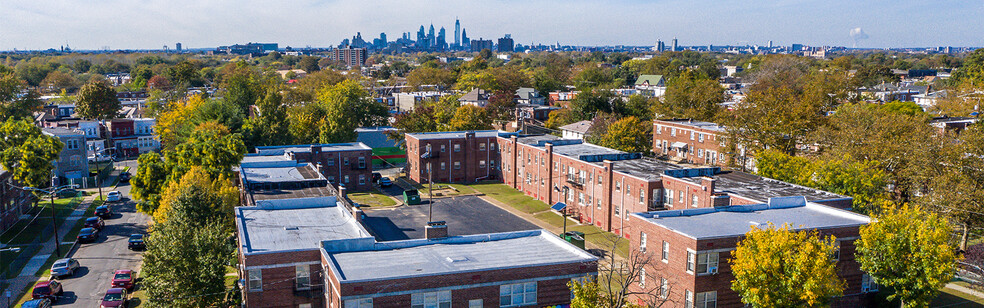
[947,282,984,300]
[473,194,611,254]
[0,192,100,308]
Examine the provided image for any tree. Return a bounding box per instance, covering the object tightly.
[152,166,238,226]
[595,116,651,153]
[448,105,492,131]
[593,234,669,308]
[165,122,246,181]
[0,65,43,121]
[75,81,120,120]
[0,119,63,188]
[730,223,844,308]
[39,70,81,94]
[921,125,984,251]
[314,79,388,143]
[132,152,168,214]
[544,108,580,130]
[570,90,621,121]
[147,75,172,91]
[952,48,984,90]
[221,62,262,114]
[298,56,321,73]
[624,94,654,121]
[755,149,889,213]
[243,89,290,149]
[856,203,955,308]
[406,66,454,90]
[568,278,604,308]
[657,71,724,121]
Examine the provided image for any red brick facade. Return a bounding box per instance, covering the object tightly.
[652,120,729,167]
[628,215,871,308]
[406,132,502,184]
[241,250,325,308]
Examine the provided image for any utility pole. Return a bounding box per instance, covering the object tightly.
[428,162,433,222]
[49,190,61,257]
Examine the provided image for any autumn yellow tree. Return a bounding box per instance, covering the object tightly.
[856,203,955,308]
[153,166,238,227]
[448,105,492,131]
[731,223,844,308]
[595,116,651,153]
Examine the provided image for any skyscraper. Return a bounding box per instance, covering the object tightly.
[672,37,678,52]
[656,40,664,52]
[497,34,514,52]
[428,24,436,47]
[454,19,461,48]
[438,27,447,50]
[176,42,182,52]
[417,26,426,46]
[461,28,469,47]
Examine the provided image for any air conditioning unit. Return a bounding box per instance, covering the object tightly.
[709,267,718,274]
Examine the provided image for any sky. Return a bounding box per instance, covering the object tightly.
[1,0,982,51]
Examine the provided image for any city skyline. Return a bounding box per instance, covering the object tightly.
[2,0,982,51]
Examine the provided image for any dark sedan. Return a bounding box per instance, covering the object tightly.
[127,234,145,250]
[95,205,112,218]
[77,227,99,243]
[84,217,105,230]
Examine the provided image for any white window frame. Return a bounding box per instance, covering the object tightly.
[248,269,262,292]
[469,299,483,308]
[479,142,486,151]
[696,291,717,308]
[411,290,451,308]
[345,298,373,308]
[500,282,537,307]
[660,278,669,299]
[662,241,670,262]
[295,265,311,290]
[359,175,366,185]
[686,250,696,273]
[696,252,719,275]
[862,273,879,293]
[685,290,694,308]
[639,267,646,287]
[454,143,461,152]
[454,161,461,170]
[640,232,647,253]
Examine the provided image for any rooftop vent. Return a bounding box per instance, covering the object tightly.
[284,226,299,231]
[446,256,470,263]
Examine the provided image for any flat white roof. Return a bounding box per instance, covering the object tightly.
[323,230,597,283]
[236,200,372,254]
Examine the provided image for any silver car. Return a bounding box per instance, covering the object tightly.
[50,258,80,278]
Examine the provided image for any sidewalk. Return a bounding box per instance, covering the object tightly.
[474,194,611,254]
[947,282,984,300]
[0,194,97,308]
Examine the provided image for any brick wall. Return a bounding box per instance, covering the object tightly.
[242,249,324,307]
[653,120,728,167]
[289,148,374,192]
[406,134,501,184]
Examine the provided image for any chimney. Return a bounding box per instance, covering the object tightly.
[338,185,347,199]
[425,221,448,239]
[310,145,322,162]
[316,162,324,176]
[352,207,364,224]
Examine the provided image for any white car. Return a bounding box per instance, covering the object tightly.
[106,191,122,203]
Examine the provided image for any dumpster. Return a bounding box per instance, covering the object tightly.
[562,231,585,249]
[403,189,421,205]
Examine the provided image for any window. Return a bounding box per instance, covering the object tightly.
[500,282,536,307]
[480,160,487,168]
[662,241,670,262]
[554,162,559,171]
[248,269,262,291]
[578,192,585,205]
[327,159,335,166]
[678,190,684,203]
[491,160,496,169]
[671,128,677,136]
[295,265,310,290]
[479,143,486,151]
[597,175,602,184]
[655,125,661,134]
[687,250,696,273]
[454,161,461,169]
[660,278,669,299]
[639,267,646,287]
[328,176,335,182]
[685,290,694,308]
[698,133,704,142]
[441,144,446,152]
[862,274,879,293]
[344,175,350,183]
[411,290,451,308]
[344,157,350,165]
[490,143,496,151]
[441,162,446,170]
[692,195,698,208]
[698,149,704,157]
[454,144,461,152]
[469,299,483,308]
[359,175,366,185]
[696,252,719,274]
[639,188,645,203]
[358,157,366,168]
[299,304,312,308]
[615,181,621,192]
[831,240,841,261]
[696,291,716,308]
[665,189,673,206]
[345,298,373,308]
[690,131,695,140]
[640,232,647,252]
[614,204,620,216]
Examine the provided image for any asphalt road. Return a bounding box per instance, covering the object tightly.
[363,195,539,241]
[55,159,150,306]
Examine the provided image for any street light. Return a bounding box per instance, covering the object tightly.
[553,186,570,235]
[23,184,80,257]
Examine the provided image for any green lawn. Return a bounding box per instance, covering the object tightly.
[469,182,549,213]
[349,190,398,208]
[0,193,83,245]
[534,212,565,227]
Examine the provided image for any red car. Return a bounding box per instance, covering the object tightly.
[112,270,136,290]
[84,217,105,230]
[100,288,128,308]
[31,280,63,301]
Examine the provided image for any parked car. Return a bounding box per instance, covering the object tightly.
[31,280,63,301]
[100,288,128,308]
[84,217,105,230]
[78,227,99,243]
[112,270,136,290]
[106,191,122,203]
[378,177,393,187]
[21,298,52,308]
[88,154,112,163]
[95,205,112,218]
[371,172,382,183]
[56,189,81,198]
[118,172,131,183]
[127,234,145,250]
[50,258,80,278]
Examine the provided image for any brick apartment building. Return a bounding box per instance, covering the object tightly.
[42,127,87,184]
[405,131,852,239]
[252,143,374,192]
[652,119,730,167]
[236,156,375,307]
[405,131,503,184]
[321,230,598,308]
[0,169,33,233]
[329,47,368,68]
[628,197,874,308]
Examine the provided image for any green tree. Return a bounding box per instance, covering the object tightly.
[448,105,492,131]
[0,119,63,188]
[221,62,262,113]
[569,278,604,308]
[623,94,654,121]
[921,126,984,251]
[75,81,120,120]
[755,149,889,213]
[314,79,388,143]
[406,66,454,90]
[731,223,844,308]
[0,65,43,120]
[856,203,955,308]
[953,48,984,89]
[243,89,290,149]
[595,116,651,153]
[570,90,621,121]
[132,152,168,214]
[298,56,321,73]
[165,122,246,181]
[657,70,725,121]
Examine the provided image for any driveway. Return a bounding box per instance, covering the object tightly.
[362,195,539,241]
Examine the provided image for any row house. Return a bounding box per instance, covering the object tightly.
[405,131,503,184]
[0,169,33,233]
[653,119,731,167]
[406,131,852,240]
[628,197,874,307]
[253,143,374,192]
[42,127,87,185]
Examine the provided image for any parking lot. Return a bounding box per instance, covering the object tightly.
[362,195,539,241]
